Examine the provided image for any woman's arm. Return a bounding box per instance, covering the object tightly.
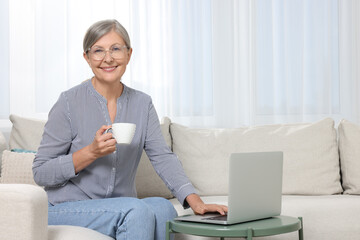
[143,100,196,206]
[32,92,75,187]
[144,99,228,214]
[32,93,116,186]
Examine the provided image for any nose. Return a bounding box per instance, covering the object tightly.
[103,50,113,62]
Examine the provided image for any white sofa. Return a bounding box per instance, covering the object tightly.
[1,115,360,240]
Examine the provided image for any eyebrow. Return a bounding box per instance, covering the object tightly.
[92,43,124,49]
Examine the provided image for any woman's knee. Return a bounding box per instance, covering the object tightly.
[142,197,178,220]
[127,198,156,222]
[115,198,156,239]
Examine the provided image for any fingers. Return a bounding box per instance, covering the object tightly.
[96,125,111,136]
[215,205,228,215]
[187,194,228,216]
[95,125,115,141]
[207,204,228,215]
[90,125,117,158]
[194,204,228,216]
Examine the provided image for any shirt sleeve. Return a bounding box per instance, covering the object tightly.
[143,100,197,208]
[32,92,77,187]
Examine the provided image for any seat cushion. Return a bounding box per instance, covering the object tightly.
[171,195,360,240]
[48,225,114,240]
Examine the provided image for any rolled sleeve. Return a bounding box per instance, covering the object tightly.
[174,183,197,208]
[59,154,76,181]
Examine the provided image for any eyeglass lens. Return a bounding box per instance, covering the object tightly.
[90,45,127,60]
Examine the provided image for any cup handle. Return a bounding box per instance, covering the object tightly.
[104,127,113,134]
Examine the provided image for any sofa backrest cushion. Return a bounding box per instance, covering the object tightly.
[9,114,46,152]
[338,119,360,194]
[170,118,342,196]
[6,115,173,198]
[0,150,37,185]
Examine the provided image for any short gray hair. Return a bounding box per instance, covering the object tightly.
[83,19,131,54]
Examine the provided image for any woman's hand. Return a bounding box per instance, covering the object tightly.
[186,193,228,215]
[88,125,117,159]
[73,125,116,173]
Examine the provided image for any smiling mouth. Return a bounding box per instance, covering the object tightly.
[101,66,118,72]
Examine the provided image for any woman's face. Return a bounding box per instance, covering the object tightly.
[84,30,132,84]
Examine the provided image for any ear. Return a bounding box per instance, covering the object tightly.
[83,52,91,66]
[126,48,133,64]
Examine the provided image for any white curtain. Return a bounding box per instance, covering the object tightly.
[130,0,214,126]
[339,0,360,124]
[0,0,10,120]
[0,0,359,129]
[252,0,340,125]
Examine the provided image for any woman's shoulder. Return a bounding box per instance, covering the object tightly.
[123,84,152,103]
[60,79,91,98]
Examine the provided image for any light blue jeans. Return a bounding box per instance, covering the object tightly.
[48,197,178,240]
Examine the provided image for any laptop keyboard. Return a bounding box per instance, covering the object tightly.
[202,215,228,221]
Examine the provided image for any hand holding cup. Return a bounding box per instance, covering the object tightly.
[105,123,136,144]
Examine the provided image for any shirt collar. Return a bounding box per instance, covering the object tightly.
[86,78,129,104]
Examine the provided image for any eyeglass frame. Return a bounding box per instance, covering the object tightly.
[86,45,130,61]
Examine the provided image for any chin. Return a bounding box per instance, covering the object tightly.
[93,75,119,83]
[104,77,121,83]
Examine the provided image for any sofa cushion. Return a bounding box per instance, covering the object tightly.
[171,195,360,240]
[48,225,114,240]
[9,114,46,152]
[279,195,360,240]
[0,150,37,185]
[170,118,342,196]
[338,119,360,194]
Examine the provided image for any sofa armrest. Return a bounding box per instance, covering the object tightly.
[0,184,48,240]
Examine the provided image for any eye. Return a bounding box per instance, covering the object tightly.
[112,46,121,52]
[93,49,104,54]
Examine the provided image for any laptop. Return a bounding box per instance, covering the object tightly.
[175,151,283,225]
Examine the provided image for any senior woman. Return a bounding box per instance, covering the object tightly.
[32,19,227,240]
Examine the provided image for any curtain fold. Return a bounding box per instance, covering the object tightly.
[339,0,360,123]
[0,0,10,118]
[211,0,254,127]
[254,0,340,124]
[130,0,214,125]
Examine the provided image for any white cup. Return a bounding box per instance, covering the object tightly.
[106,123,136,144]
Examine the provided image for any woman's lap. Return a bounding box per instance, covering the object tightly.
[48,197,177,240]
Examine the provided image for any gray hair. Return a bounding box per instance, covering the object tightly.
[83,19,131,54]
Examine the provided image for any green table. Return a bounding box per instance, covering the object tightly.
[166,215,303,240]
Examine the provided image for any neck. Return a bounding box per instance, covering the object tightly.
[91,77,124,101]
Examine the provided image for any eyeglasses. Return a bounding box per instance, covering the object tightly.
[87,45,129,61]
